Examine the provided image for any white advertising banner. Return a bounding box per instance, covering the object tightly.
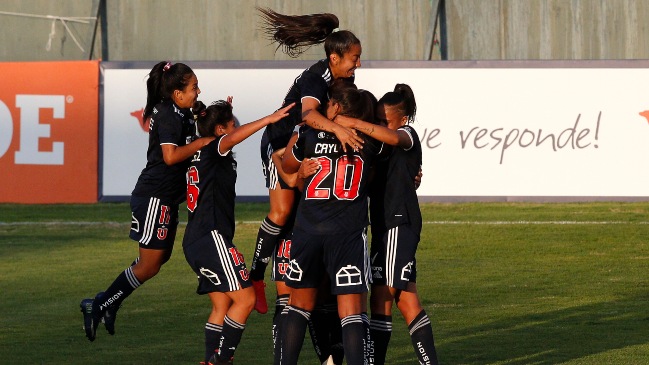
[101,61,649,201]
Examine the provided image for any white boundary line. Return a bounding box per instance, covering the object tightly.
[1,220,648,226]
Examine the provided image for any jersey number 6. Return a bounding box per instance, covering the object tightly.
[186,166,200,212]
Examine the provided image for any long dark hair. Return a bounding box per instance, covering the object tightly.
[193,100,233,138]
[378,83,417,124]
[143,61,196,121]
[329,80,376,124]
[257,7,360,58]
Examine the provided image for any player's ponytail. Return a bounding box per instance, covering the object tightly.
[378,83,417,124]
[144,61,196,122]
[257,7,360,58]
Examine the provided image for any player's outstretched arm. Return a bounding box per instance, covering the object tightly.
[161,137,215,166]
[219,103,295,154]
[335,115,412,149]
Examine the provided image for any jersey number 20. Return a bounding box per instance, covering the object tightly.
[306,155,363,200]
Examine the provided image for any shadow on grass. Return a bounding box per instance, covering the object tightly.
[438,293,649,364]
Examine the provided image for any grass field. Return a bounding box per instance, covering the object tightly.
[1,202,648,364]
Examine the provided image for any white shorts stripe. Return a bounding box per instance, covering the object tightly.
[386,226,399,287]
[139,197,160,245]
[212,231,240,291]
[266,145,279,190]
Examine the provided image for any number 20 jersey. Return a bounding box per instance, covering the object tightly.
[291,126,382,235]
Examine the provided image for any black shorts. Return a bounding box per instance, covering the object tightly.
[261,142,292,190]
[271,236,292,282]
[370,225,418,290]
[129,196,179,250]
[285,227,370,295]
[183,230,252,294]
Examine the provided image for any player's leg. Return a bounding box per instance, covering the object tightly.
[336,293,365,365]
[204,292,231,364]
[273,281,291,365]
[81,197,178,341]
[328,229,369,365]
[211,286,255,363]
[281,287,318,365]
[308,279,339,364]
[369,284,394,365]
[395,285,439,365]
[272,236,292,365]
[250,187,295,314]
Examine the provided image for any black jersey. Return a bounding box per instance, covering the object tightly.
[369,125,423,234]
[291,126,382,235]
[131,100,196,204]
[183,136,237,246]
[261,59,354,152]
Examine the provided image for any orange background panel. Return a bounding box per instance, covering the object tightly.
[0,61,99,203]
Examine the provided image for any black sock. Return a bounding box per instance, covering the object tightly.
[370,314,392,365]
[329,304,344,365]
[341,314,365,365]
[307,305,330,362]
[204,322,223,363]
[217,316,246,362]
[93,266,141,315]
[250,217,283,281]
[280,305,311,365]
[408,310,438,365]
[362,312,373,365]
[273,295,289,364]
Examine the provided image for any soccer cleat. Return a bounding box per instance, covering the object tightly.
[80,298,99,342]
[102,304,120,335]
[252,280,268,314]
[208,353,233,365]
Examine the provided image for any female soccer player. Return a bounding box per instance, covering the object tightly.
[367,84,439,365]
[183,99,293,365]
[249,8,365,315]
[80,62,214,342]
[279,82,380,365]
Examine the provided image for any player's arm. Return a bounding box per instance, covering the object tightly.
[272,145,319,190]
[335,115,412,149]
[161,137,215,165]
[219,103,295,154]
[302,97,364,152]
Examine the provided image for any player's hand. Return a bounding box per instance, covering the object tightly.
[414,167,423,190]
[267,103,295,124]
[333,124,364,153]
[226,96,233,105]
[298,158,320,179]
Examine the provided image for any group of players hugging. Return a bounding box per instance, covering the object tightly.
[80,7,439,365]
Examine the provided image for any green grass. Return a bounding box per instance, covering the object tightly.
[1,202,648,364]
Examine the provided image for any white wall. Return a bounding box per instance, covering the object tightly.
[101,60,649,201]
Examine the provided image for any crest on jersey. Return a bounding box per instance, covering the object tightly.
[318,132,326,139]
[336,265,362,286]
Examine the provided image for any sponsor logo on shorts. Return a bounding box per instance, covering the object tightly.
[336,265,362,286]
[401,261,414,281]
[285,260,303,281]
[200,267,221,285]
